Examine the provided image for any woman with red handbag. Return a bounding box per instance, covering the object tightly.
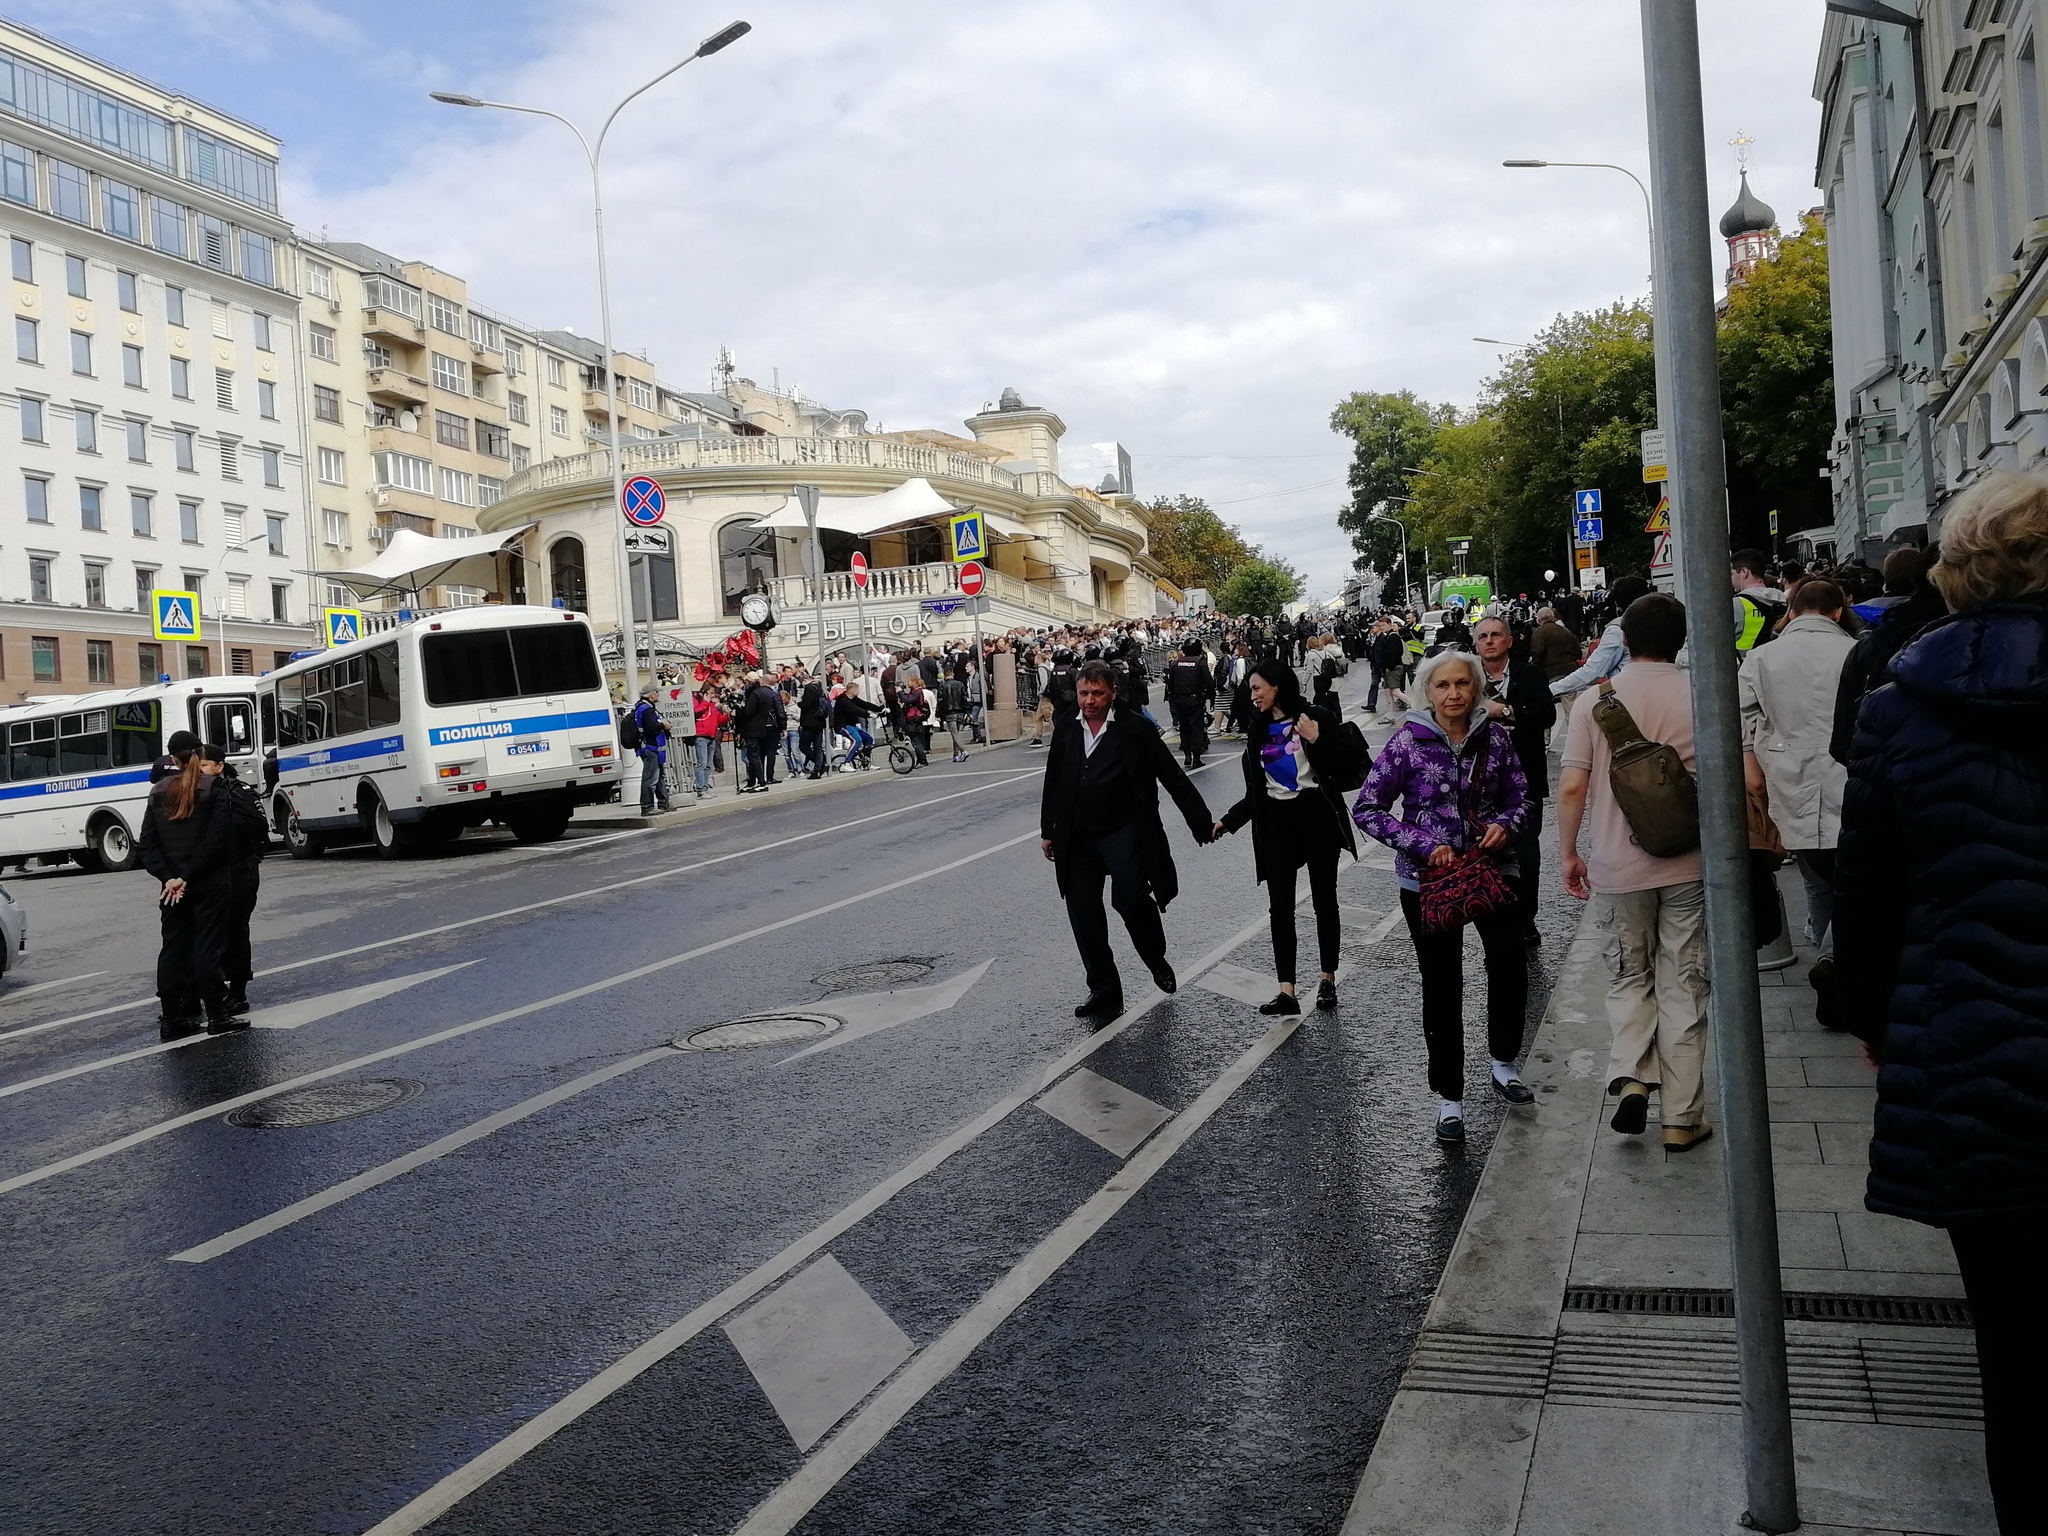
[1354,648,1534,1144]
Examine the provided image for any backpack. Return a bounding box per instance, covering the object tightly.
[1591,679,1700,859]
[1048,665,1079,711]
[225,777,271,862]
[617,708,642,750]
[899,687,927,724]
[1322,719,1372,794]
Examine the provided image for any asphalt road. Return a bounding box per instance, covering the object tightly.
[0,678,1583,1535]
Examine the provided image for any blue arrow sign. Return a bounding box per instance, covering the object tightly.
[1575,488,1602,518]
[1574,517,1604,544]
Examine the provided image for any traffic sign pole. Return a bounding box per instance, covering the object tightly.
[850,551,870,682]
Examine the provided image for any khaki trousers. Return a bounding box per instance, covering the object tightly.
[1596,880,1710,1127]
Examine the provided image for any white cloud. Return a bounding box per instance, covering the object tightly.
[289,0,1827,598]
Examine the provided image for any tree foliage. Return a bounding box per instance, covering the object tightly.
[1215,558,1303,617]
[1144,494,1258,594]
[1720,212,1835,541]
[1330,390,1456,574]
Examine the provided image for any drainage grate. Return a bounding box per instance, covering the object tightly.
[811,959,933,991]
[227,1078,423,1129]
[1563,1285,1973,1329]
[678,1013,842,1051]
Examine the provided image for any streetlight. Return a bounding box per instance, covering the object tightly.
[1366,504,1412,608]
[1473,337,1532,350]
[431,19,753,702]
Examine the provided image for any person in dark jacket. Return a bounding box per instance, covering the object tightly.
[734,673,783,792]
[137,750,237,1038]
[1041,661,1216,1020]
[148,729,201,785]
[798,678,830,779]
[1214,660,1360,1014]
[1164,639,1217,769]
[204,747,270,1018]
[1474,615,1559,944]
[1828,551,1949,766]
[1833,473,2048,1533]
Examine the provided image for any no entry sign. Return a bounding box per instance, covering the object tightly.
[957,560,985,598]
[850,550,869,590]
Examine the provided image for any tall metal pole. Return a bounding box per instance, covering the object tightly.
[1642,1,1798,1528]
[796,484,826,677]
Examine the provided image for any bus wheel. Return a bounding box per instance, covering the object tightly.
[87,816,139,874]
[366,797,409,859]
[508,805,571,844]
[282,807,326,860]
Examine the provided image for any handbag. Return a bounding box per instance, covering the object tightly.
[1417,729,1518,934]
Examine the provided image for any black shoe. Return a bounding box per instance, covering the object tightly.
[1611,1085,1650,1135]
[1522,927,1543,948]
[159,1009,202,1043]
[1150,961,1177,994]
[222,988,250,1018]
[1810,957,1844,1031]
[1074,991,1124,1019]
[1258,992,1301,1016]
[1315,979,1338,1011]
[204,997,250,1035]
[1491,1071,1536,1105]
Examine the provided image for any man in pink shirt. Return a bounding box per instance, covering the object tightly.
[1556,593,1712,1151]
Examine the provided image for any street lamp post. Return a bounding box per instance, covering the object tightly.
[1367,505,1410,608]
[432,19,751,703]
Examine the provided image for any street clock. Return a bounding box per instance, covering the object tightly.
[739,592,778,632]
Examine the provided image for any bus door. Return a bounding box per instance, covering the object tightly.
[197,695,259,774]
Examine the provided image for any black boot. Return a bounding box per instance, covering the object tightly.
[159,996,202,1042]
[204,993,250,1035]
[223,985,250,1018]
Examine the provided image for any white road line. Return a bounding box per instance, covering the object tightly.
[0,828,1046,1200]
[0,971,107,1002]
[0,773,1039,1048]
[169,1046,679,1264]
[733,1012,1306,1535]
[1367,906,1406,944]
[354,909,1277,1536]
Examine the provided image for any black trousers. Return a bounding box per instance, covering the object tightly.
[1262,798,1342,985]
[1515,799,1545,937]
[157,873,230,1008]
[744,732,776,787]
[1061,823,1167,1000]
[1169,698,1208,761]
[1949,1223,2047,1533]
[1400,885,1529,1100]
[222,864,260,988]
[799,727,825,776]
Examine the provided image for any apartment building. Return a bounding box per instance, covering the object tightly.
[0,19,310,696]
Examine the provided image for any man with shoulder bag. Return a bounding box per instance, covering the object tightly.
[1556,592,1713,1151]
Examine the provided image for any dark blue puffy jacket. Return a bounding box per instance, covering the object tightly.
[1835,597,2048,1226]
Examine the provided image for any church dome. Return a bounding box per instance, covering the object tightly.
[1719,172,1777,239]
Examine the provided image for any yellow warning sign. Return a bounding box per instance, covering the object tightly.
[1642,462,1669,483]
[1646,499,1671,534]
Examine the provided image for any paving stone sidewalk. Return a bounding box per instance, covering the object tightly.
[1341,871,1994,1536]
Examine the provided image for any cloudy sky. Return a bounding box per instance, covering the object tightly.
[24,0,1828,596]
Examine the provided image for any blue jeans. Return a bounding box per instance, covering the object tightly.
[692,735,716,792]
[783,727,803,774]
[637,746,669,812]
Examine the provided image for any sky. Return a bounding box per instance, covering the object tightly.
[17,0,1830,598]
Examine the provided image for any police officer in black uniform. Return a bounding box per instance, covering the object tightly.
[1164,638,1217,768]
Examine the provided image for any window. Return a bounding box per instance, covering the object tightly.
[70,330,92,375]
[18,395,41,441]
[434,409,469,449]
[65,253,86,297]
[1,142,33,207]
[477,419,509,458]
[252,313,272,352]
[14,315,35,361]
[362,275,421,317]
[549,538,588,611]
[169,357,190,398]
[630,378,654,411]
[102,180,139,241]
[130,493,151,537]
[440,468,474,505]
[185,644,207,678]
[125,417,146,461]
[261,447,281,487]
[218,439,238,480]
[139,641,161,679]
[313,384,339,423]
[24,474,48,522]
[73,408,95,453]
[270,583,289,622]
[223,506,243,544]
[48,160,87,224]
[504,340,524,375]
[214,369,233,409]
[84,561,105,607]
[468,312,500,350]
[421,624,599,706]
[121,343,143,387]
[478,475,504,507]
[266,513,285,555]
[197,214,230,273]
[86,638,111,683]
[31,635,57,679]
[228,577,247,618]
[185,571,204,609]
[152,200,187,260]
[80,484,101,529]
[174,427,195,470]
[257,379,276,419]
[507,390,528,424]
[9,234,30,282]
[322,508,347,547]
[306,260,333,299]
[511,444,529,473]
[547,356,567,388]
[362,340,391,370]
[163,285,185,330]
[720,521,779,616]
[179,499,199,542]
[29,557,52,603]
[318,446,346,486]
[431,352,468,394]
[549,404,569,438]
[309,323,335,362]
[371,450,432,494]
[427,292,463,334]
[135,568,156,606]
[117,270,138,312]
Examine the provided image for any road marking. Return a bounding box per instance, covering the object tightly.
[355,908,1278,1536]
[0,971,107,1001]
[0,773,1040,1048]
[1367,906,1406,944]
[169,1046,678,1264]
[777,961,992,1064]
[0,830,1044,1199]
[1034,1068,1174,1159]
[724,1256,915,1453]
[0,965,476,1101]
[733,1013,1306,1535]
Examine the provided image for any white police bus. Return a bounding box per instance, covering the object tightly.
[269,606,620,858]
[0,677,269,874]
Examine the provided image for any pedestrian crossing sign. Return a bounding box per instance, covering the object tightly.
[1646,498,1671,534]
[948,511,985,563]
[324,607,364,647]
[152,590,200,641]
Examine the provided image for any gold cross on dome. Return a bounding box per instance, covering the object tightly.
[1730,129,1756,171]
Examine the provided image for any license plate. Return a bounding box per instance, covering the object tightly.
[505,739,550,757]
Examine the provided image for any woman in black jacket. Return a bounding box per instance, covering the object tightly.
[137,749,236,1039]
[1213,660,1360,1015]
[1834,473,2048,1533]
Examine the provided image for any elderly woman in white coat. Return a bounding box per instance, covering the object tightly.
[1738,578,1858,986]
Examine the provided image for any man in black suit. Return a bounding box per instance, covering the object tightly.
[1473,615,1559,945]
[1041,661,1216,1020]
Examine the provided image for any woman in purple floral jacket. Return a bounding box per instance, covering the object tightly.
[1354,647,1533,1143]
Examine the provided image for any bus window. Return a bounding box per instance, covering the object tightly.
[510,625,601,696]
[112,701,162,767]
[59,711,111,774]
[201,699,253,756]
[333,656,368,737]
[365,643,402,728]
[422,630,518,707]
[10,719,55,781]
[260,692,276,753]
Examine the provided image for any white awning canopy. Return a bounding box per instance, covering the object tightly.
[307,525,533,598]
[749,479,1044,543]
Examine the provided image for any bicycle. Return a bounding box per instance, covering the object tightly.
[875,720,918,776]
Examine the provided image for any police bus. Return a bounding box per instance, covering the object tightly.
[0,677,269,874]
[269,606,620,858]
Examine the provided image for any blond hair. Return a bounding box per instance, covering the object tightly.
[1933,472,2048,609]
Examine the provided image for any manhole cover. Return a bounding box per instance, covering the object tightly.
[226,1078,424,1129]
[678,1012,843,1051]
[812,960,933,990]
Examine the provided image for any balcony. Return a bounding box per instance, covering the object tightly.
[366,368,429,408]
[503,433,1042,501]
[362,307,425,349]
[371,509,436,542]
[470,342,505,377]
[769,561,1115,627]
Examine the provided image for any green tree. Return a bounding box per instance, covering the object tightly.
[1330,390,1456,573]
[1719,212,1835,545]
[1143,494,1257,594]
[1216,558,1303,617]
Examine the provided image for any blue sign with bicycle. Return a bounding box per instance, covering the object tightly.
[622,476,666,527]
[1574,517,1604,544]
